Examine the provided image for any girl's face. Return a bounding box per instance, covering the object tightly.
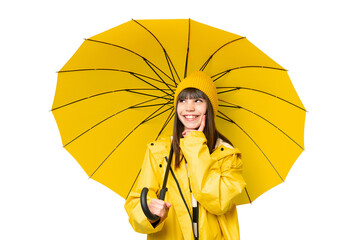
[176,98,207,131]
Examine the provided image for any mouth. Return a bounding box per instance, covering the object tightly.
[182,115,200,121]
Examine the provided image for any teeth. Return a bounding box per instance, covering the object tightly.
[184,115,197,119]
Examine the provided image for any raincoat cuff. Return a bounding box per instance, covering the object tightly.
[150,219,160,228]
[180,131,207,164]
[182,130,206,140]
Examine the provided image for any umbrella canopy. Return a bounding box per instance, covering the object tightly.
[52,19,306,204]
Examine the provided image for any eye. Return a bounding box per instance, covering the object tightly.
[195,98,203,103]
[178,99,185,103]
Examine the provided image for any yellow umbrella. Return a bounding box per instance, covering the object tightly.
[52,19,306,204]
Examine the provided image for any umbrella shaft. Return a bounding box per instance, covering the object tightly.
[159,144,174,200]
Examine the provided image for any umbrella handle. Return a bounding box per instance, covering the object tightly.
[140,144,173,222]
[140,187,161,221]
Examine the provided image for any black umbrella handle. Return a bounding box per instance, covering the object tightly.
[140,187,167,221]
[140,144,174,222]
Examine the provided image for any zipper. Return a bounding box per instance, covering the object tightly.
[169,165,197,239]
[185,160,199,240]
[194,204,199,240]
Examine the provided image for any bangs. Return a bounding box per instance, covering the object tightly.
[177,88,206,100]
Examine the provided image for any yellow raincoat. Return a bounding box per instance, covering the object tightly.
[125,131,246,239]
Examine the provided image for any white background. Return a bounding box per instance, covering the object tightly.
[1,0,359,239]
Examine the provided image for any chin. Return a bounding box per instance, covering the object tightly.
[184,124,200,130]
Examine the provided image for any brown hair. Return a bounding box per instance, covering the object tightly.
[172,88,232,168]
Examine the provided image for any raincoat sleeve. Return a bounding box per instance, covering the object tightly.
[180,131,246,215]
[124,146,166,234]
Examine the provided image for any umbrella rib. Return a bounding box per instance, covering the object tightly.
[51,89,172,111]
[62,97,169,148]
[217,110,284,182]
[129,102,172,109]
[200,37,246,71]
[141,105,173,124]
[126,168,142,200]
[57,68,175,88]
[244,187,252,204]
[85,38,175,89]
[89,104,173,179]
[184,18,191,79]
[52,89,128,111]
[219,100,304,150]
[126,90,173,101]
[212,71,229,83]
[130,72,174,96]
[132,19,181,84]
[155,108,175,141]
[217,87,307,112]
[216,114,233,123]
[165,53,179,86]
[142,58,175,94]
[212,66,287,81]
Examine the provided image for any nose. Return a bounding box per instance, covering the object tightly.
[185,100,195,111]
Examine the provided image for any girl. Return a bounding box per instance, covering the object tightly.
[125,71,246,240]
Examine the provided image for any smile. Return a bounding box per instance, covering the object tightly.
[183,115,199,120]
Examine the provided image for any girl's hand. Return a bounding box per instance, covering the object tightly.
[147,198,171,223]
[198,115,206,132]
[182,115,206,137]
